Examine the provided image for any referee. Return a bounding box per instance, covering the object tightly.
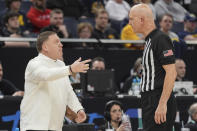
[129,4,177,131]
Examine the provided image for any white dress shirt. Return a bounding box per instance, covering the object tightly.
[20,53,83,131]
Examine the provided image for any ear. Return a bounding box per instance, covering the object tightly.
[140,17,144,24]
[42,42,48,52]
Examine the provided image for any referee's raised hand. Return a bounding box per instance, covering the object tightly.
[154,103,167,124]
[70,57,91,73]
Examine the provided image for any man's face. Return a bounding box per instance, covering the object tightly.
[175,60,186,79]
[7,16,20,30]
[10,0,21,11]
[92,61,105,70]
[0,64,3,81]
[129,10,142,33]
[95,13,108,30]
[160,15,173,31]
[79,27,92,39]
[50,13,63,26]
[34,0,46,10]
[185,21,197,32]
[110,105,122,122]
[42,34,63,60]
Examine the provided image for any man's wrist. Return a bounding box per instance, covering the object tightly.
[159,99,167,105]
[69,65,73,74]
[77,109,84,113]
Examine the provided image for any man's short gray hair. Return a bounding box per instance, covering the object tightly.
[188,103,197,118]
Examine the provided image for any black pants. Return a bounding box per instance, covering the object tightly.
[141,89,177,131]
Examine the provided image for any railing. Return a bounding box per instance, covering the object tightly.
[0,37,196,45]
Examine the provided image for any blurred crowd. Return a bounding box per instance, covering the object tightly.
[0,0,196,50]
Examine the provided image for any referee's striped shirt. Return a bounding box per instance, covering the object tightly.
[140,29,175,92]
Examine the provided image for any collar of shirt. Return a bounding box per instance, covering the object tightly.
[39,53,57,63]
[145,28,158,41]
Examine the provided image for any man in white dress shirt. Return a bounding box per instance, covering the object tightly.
[20,31,90,131]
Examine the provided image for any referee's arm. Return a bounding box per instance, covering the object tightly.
[154,64,177,124]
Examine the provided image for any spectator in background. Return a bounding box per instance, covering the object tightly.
[160,13,187,58]
[0,60,24,96]
[105,0,130,33]
[178,13,197,41]
[175,59,187,81]
[159,13,179,42]
[105,0,130,21]
[92,9,118,39]
[77,22,93,48]
[122,57,142,95]
[46,0,89,18]
[0,11,30,47]
[91,57,105,70]
[175,58,197,94]
[121,24,143,50]
[78,22,93,39]
[27,0,51,33]
[185,103,197,131]
[0,0,30,34]
[97,100,131,131]
[1,11,22,37]
[154,0,187,22]
[41,9,69,38]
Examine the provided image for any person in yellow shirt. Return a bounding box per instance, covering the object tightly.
[121,24,144,50]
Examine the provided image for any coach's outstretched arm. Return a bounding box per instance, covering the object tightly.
[26,57,90,81]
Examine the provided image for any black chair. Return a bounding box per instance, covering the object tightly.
[64,17,78,38]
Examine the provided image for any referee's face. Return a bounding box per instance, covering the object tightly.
[129,10,142,34]
[110,105,122,122]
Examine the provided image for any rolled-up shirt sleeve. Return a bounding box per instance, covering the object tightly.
[66,83,83,113]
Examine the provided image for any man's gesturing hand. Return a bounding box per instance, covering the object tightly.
[75,110,87,123]
[70,57,91,73]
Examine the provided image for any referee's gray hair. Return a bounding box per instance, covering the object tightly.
[188,103,197,117]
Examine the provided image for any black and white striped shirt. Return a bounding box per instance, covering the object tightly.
[140,29,175,92]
